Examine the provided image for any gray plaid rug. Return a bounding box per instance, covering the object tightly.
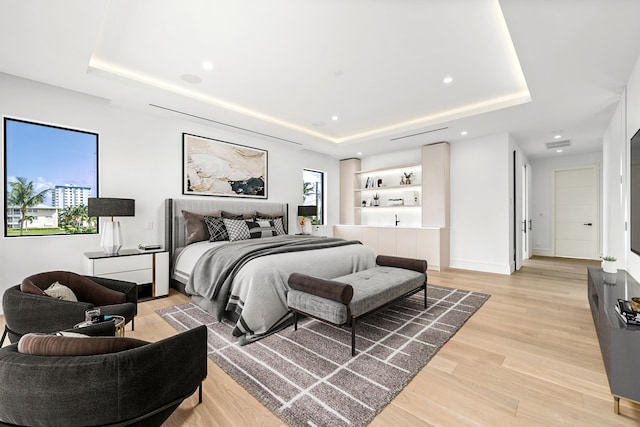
[157,285,489,427]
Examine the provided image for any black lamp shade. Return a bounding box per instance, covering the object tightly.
[297,205,317,217]
[88,198,135,218]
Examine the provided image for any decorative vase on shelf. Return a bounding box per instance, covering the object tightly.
[303,218,312,235]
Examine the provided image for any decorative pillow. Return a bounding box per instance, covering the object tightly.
[204,216,229,241]
[256,216,286,236]
[221,210,255,220]
[247,220,277,238]
[18,333,148,356]
[222,218,251,241]
[43,282,78,302]
[182,210,221,245]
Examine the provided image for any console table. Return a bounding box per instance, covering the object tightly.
[587,267,640,413]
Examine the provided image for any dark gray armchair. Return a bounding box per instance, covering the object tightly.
[2,271,138,344]
[0,325,208,427]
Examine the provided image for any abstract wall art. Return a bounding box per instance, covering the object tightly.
[183,133,267,198]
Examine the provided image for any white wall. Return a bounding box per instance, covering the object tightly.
[0,73,340,314]
[623,55,640,279]
[449,133,511,274]
[529,151,603,257]
[602,94,626,263]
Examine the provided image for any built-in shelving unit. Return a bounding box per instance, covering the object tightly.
[355,163,421,210]
[337,142,451,270]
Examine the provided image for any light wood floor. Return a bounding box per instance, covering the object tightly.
[3,257,640,426]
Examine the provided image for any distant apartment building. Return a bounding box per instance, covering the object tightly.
[6,204,59,229]
[51,184,92,209]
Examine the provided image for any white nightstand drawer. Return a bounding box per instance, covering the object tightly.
[84,249,169,298]
[92,254,151,275]
[99,269,153,285]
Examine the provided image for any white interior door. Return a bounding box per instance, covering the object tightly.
[522,163,530,261]
[554,165,599,259]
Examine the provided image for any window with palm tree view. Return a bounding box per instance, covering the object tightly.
[4,117,98,237]
[303,169,324,225]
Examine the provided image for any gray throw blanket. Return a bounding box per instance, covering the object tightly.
[186,235,363,322]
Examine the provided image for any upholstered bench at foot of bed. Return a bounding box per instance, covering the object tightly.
[287,255,427,356]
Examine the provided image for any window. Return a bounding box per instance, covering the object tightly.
[4,117,99,237]
[303,169,324,225]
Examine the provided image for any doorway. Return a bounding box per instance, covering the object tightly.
[553,165,600,259]
[513,151,531,271]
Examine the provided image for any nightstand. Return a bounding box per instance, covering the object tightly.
[83,249,169,298]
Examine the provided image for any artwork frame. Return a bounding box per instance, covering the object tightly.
[182,133,268,199]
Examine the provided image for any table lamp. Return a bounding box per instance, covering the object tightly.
[88,198,135,255]
[297,205,317,235]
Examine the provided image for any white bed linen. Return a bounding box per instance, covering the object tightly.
[172,240,228,284]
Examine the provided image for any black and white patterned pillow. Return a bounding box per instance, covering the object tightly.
[255,216,286,236]
[247,220,277,238]
[204,216,229,241]
[222,218,251,241]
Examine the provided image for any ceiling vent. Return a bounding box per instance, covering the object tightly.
[546,139,571,149]
[390,126,448,141]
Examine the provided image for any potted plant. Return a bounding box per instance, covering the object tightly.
[602,256,617,274]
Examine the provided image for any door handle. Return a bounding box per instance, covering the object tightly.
[584,223,593,226]
[528,219,532,231]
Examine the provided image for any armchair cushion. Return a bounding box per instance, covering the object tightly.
[18,333,148,356]
[43,282,77,301]
[22,271,125,306]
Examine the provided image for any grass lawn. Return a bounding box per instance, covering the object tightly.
[6,228,74,236]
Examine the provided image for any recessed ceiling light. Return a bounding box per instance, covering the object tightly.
[357,152,362,156]
[180,74,202,84]
[443,76,453,84]
[202,61,213,70]
[556,149,563,153]
[554,134,562,139]
[460,131,468,136]
[332,115,339,121]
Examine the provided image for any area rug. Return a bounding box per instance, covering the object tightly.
[157,285,489,427]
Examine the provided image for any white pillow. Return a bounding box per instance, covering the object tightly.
[43,281,78,302]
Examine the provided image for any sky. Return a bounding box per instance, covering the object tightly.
[5,118,98,205]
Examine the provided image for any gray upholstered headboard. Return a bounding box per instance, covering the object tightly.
[164,197,289,262]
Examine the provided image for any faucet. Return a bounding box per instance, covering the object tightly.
[395,214,400,226]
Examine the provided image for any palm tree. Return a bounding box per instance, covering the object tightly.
[7,177,51,236]
[59,204,89,232]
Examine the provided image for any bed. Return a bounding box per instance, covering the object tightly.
[164,198,375,344]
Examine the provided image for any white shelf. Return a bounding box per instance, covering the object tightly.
[355,163,421,174]
[356,184,421,192]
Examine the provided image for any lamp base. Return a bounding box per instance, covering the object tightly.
[101,220,122,255]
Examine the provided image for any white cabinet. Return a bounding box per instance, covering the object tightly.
[84,249,169,298]
[334,225,448,271]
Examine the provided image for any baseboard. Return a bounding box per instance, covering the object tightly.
[449,259,512,275]
[532,249,554,257]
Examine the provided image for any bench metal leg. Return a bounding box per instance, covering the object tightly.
[351,318,356,356]
[293,312,298,331]
[198,383,203,404]
[424,283,427,308]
